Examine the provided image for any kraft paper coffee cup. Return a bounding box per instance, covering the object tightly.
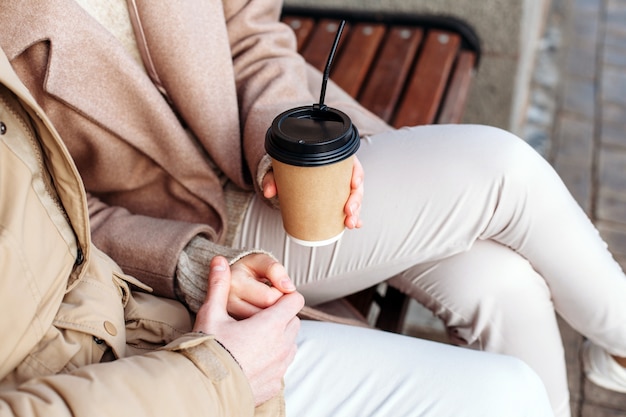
[265,105,360,246]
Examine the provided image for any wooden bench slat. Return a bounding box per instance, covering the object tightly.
[330,23,386,98]
[299,19,351,72]
[392,30,461,127]
[282,16,316,50]
[357,27,424,123]
[437,50,477,124]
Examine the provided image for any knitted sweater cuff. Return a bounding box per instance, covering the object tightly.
[175,235,275,312]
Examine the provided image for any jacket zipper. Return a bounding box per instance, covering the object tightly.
[1,93,71,222]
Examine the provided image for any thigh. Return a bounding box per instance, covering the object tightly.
[237,124,529,304]
[285,320,554,417]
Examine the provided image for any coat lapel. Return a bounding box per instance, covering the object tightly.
[0,0,243,217]
[127,0,246,187]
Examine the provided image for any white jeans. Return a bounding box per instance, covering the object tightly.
[286,320,553,417]
[236,124,626,417]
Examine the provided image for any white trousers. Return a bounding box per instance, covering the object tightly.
[235,124,626,417]
[285,320,553,417]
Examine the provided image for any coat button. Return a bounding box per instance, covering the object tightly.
[0,122,6,135]
[103,321,117,336]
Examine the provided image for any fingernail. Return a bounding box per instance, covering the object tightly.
[212,258,227,272]
[349,203,358,216]
[281,278,296,291]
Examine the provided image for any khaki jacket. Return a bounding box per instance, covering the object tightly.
[0,49,280,417]
[0,0,390,297]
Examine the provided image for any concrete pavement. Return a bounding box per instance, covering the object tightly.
[523,0,626,415]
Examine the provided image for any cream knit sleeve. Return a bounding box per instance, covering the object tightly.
[175,235,276,312]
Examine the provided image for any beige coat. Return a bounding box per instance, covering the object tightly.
[0,0,389,298]
[0,48,280,417]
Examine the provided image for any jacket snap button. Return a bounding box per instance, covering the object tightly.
[0,122,6,135]
[103,321,117,336]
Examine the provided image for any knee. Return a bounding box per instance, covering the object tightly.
[450,261,554,344]
[476,125,553,181]
[470,125,529,153]
[476,262,552,319]
[486,356,553,416]
[406,241,554,345]
[445,241,551,316]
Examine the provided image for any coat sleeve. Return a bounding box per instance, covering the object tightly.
[224,0,316,193]
[87,194,251,300]
[223,0,391,192]
[0,335,257,417]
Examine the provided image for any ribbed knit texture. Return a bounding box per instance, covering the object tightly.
[176,236,273,312]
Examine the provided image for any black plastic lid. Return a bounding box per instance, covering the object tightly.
[265,105,360,167]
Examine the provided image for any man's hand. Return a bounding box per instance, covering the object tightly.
[263,155,364,229]
[228,253,296,319]
[193,256,304,406]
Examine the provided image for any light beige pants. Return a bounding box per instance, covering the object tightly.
[236,124,626,417]
[286,321,553,417]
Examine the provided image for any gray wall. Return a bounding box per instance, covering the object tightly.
[284,0,550,134]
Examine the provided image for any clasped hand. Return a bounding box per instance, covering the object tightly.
[227,253,298,319]
[193,256,304,406]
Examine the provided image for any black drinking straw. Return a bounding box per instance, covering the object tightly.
[316,20,346,111]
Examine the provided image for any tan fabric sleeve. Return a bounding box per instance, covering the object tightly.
[0,335,257,417]
[87,193,217,299]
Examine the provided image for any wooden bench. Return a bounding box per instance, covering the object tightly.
[281,7,480,128]
[281,7,481,333]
